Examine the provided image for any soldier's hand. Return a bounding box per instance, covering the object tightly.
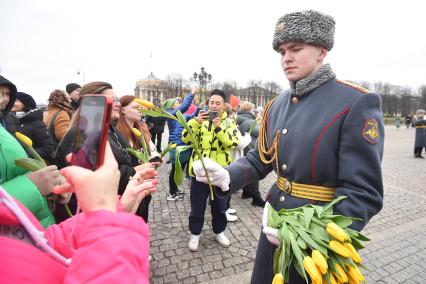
[262,202,280,246]
[193,158,230,191]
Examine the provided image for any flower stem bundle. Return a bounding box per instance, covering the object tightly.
[268,196,369,284]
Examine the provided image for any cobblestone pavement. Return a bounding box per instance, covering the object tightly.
[148,125,425,283]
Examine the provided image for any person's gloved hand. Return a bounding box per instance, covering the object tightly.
[192,158,230,191]
[261,202,280,246]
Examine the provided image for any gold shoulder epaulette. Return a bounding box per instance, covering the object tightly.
[337,79,370,94]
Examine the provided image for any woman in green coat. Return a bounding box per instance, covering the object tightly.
[1,75,60,228]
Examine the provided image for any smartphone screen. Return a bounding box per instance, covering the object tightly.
[71,96,111,170]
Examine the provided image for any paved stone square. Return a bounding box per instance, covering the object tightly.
[148,125,425,283]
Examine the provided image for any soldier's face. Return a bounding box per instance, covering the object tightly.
[279,42,327,82]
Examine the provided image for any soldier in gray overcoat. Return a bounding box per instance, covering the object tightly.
[192,10,384,283]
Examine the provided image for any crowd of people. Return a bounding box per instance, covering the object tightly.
[0,68,267,282]
[0,8,423,284]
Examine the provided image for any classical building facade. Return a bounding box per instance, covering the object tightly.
[134,72,168,106]
[236,85,279,107]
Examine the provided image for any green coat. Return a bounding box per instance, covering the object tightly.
[182,111,239,176]
[0,126,55,228]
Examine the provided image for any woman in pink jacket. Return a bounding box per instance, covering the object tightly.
[0,143,157,283]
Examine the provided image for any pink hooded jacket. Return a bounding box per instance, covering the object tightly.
[0,196,150,283]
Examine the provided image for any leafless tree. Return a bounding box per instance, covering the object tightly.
[165,73,187,99]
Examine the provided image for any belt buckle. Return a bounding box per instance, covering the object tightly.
[284,180,292,194]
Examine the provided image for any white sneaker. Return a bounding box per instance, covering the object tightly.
[226,211,238,222]
[188,234,200,251]
[215,232,230,247]
[167,193,184,201]
[226,208,236,214]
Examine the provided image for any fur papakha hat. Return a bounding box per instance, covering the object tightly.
[272,10,335,52]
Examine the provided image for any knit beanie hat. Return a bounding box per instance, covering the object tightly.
[66,83,81,94]
[162,98,177,110]
[229,95,241,108]
[16,92,36,111]
[273,10,335,51]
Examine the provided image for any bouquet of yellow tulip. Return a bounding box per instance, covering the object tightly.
[269,196,368,284]
[136,98,216,199]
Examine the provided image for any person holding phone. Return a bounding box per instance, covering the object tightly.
[56,82,157,223]
[0,143,156,283]
[191,10,384,283]
[182,89,239,251]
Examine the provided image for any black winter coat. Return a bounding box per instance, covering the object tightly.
[16,109,56,164]
[236,111,260,151]
[146,115,166,133]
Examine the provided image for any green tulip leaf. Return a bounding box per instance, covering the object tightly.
[273,242,281,275]
[349,236,365,250]
[346,228,370,241]
[15,158,45,171]
[322,195,347,215]
[331,215,354,228]
[127,148,149,163]
[288,229,308,283]
[296,235,307,250]
[296,228,328,256]
[173,145,191,186]
[302,207,314,228]
[309,222,330,242]
[268,204,283,228]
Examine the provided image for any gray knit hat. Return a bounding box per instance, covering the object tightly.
[273,10,335,52]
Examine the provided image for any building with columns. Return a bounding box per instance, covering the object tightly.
[236,85,278,107]
[134,72,167,106]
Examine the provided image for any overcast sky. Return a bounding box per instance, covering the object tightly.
[1,0,425,103]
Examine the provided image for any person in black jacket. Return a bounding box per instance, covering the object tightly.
[146,113,166,152]
[0,75,20,134]
[236,102,265,207]
[66,83,81,111]
[12,92,56,164]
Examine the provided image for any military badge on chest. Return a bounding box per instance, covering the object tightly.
[362,118,379,144]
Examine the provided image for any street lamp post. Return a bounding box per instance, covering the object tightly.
[193,66,212,102]
[77,67,86,84]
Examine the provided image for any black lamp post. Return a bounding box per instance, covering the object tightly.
[77,67,86,84]
[193,66,212,101]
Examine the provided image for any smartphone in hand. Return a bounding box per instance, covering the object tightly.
[208,111,218,120]
[198,109,210,120]
[71,95,112,170]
